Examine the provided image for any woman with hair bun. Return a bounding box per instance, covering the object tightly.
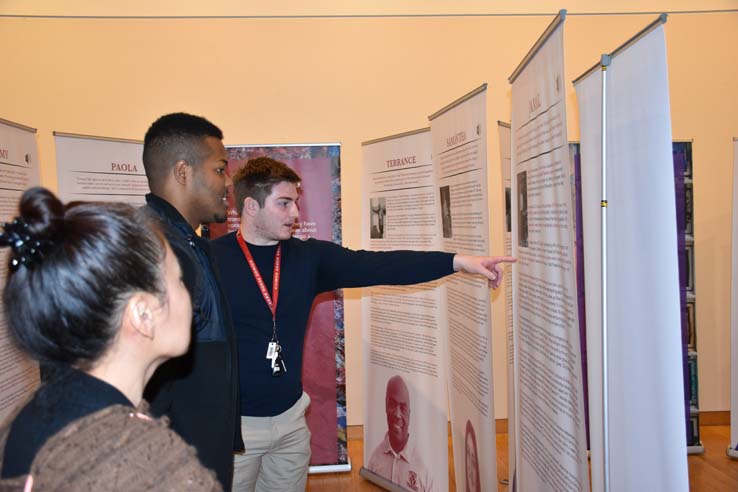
[0,187,221,491]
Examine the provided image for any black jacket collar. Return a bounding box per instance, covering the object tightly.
[145,193,196,235]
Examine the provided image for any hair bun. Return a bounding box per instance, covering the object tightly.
[0,187,63,270]
[19,187,65,236]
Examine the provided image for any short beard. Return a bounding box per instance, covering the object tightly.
[212,213,227,223]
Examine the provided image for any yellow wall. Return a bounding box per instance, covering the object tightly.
[1,2,736,425]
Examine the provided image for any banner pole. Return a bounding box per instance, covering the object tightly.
[730,137,738,459]
[600,53,612,492]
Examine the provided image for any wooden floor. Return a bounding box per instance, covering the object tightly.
[306,425,737,491]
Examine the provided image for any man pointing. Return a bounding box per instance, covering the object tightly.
[213,156,515,491]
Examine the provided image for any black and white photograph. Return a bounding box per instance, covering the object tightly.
[683,142,693,178]
[505,187,512,234]
[439,185,452,238]
[370,197,387,239]
[517,171,528,247]
[687,301,696,351]
[684,182,693,235]
[686,243,695,292]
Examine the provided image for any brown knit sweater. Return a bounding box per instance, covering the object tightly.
[0,404,221,492]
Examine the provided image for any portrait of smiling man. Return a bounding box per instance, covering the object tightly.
[367,375,437,492]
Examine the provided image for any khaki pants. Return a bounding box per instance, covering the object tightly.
[232,392,312,492]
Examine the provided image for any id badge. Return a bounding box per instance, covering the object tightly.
[266,342,277,359]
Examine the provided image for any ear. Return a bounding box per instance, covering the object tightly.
[125,293,157,340]
[173,160,190,185]
[243,196,261,217]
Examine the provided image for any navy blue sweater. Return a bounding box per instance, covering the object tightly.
[212,234,455,417]
[2,369,131,478]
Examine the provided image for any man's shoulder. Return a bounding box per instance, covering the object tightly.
[210,232,240,265]
[284,236,339,253]
[141,204,188,242]
[211,231,237,248]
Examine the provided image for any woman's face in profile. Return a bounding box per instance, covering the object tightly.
[465,433,479,492]
[154,244,192,357]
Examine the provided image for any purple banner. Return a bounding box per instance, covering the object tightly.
[673,142,697,447]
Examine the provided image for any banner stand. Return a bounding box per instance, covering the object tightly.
[359,468,412,492]
[0,116,41,424]
[361,127,450,490]
[509,9,590,492]
[599,53,612,492]
[730,136,738,459]
[574,15,672,492]
[574,12,689,492]
[309,462,352,474]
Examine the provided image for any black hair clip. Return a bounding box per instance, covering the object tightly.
[0,218,49,271]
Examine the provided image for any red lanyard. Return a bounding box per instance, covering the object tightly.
[237,230,282,326]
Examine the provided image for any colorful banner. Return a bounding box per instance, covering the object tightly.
[54,132,147,205]
[360,128,447,492]
[209,144,347,470]
[431,85,496,492]
[673,141,700,452]
[510,13,590,492]
[574,20,689,491]
[730,137,738,458]
[0,117,41,422]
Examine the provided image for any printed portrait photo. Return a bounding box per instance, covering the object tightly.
[370,197,387,239]
[367,375,438,492]
[464,420,481,492]
[517,171,528,247]
[439,186,452,239]
[505,187,512,234]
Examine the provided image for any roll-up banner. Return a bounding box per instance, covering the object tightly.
[360,128,448,492]
[210,144,348,472]
[430,85,496,492]
[730,137,738,459]
[0,117,41,422]
[497,121,516,487]
[54,132,147,205]
[509,10,590,492]
[574,15,689,491]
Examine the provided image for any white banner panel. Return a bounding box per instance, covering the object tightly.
[574,24,689,491]
[431,87,496,492]
[0,118,41,422]
[497,121,516,486]
[55,133,147,205]
[728,138,738,458]
[510,18,590,492]
[361,129,447,492]
[574,70,605,489]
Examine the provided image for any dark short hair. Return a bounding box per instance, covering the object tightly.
[2,187,168,371]
[142,112,223,190]
[232,157,301,213]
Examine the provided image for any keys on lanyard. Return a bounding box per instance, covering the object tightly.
[266,339,287,377]
[265,319,286,377]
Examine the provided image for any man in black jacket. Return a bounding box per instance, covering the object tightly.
[142,112,243,490]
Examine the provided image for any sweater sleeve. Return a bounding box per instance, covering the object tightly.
[30,405,222,492]
[312,240,455,293]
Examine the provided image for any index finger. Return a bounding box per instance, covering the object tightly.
[494,256,517,264]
